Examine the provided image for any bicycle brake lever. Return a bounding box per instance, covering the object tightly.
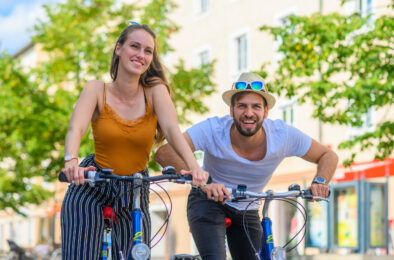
[302,189,314,200]
[230,188,247,202]
[176,174,193,184]
[312,196,329,202]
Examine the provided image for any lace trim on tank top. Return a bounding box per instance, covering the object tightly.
[102,83,154,128]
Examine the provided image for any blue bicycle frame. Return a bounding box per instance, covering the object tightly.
[129,173,150,260]
[260,199,275,260]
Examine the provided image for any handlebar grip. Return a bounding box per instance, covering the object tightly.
[58,171,68,182]
[304,189,331,200]
[58,171,92,183]
[303,189,314,199]
[183,174,193,181]
[162,166,210,183]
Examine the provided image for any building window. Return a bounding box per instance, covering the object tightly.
[365,0,373,14]
[198,50,210,66]
[273,7,297,67]
[344,0,374,15]
[230,28,249,78]
[194,0,210,16]
[362,0,376,23]
[347,107,376,139]
[271,98,296,126]
[194,45,211,68]
[200,0,209,13]
[281,104,295,126]
[235,34,247,72]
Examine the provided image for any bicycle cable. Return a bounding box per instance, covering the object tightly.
[149,181,173,248]
[274,198,307,252]
[241,196,309,258]
[243,198,264,260]
[111,179,173,250]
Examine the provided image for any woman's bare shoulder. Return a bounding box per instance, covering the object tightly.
[146,82,170,103]
[84,80,105,92]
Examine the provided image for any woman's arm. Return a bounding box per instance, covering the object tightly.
[150,84,208,184]
[63,81,101,185]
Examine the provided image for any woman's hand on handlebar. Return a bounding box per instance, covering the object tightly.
[181,168,209,187]
[202,183,232,204]
[63,161,96,185]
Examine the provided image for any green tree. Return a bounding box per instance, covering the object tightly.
[259,7,393,164]
[0,53,58,213]
[0,0,215,211]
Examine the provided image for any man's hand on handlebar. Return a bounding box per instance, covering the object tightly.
[202,183,232,204]
[310,183,330,199]
[63,162,96,185]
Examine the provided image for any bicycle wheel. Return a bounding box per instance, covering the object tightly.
[172,254,201,260]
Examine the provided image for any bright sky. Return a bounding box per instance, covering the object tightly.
[0,0,60,54]
[0,0,136,55]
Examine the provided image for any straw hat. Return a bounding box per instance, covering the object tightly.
[222,72,276,109]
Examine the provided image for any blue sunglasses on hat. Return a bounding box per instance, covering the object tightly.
[233,81,265,91]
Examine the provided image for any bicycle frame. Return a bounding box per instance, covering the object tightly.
[129,173,150,260]
[260,198,274,260]
[230,185,328,260]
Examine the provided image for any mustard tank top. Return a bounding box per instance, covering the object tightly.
[92,83,157,175]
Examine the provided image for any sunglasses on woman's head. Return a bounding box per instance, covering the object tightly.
[233,81,265,91]
[129,21,140,25]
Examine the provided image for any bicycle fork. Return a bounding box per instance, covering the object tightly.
[260,196,286,260]
[260,198,274,260]
[129,173,150,260]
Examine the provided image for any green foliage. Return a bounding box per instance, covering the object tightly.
[0,53,57,212]
[259,9,393,163]
[0,0,215,212]
[170,60,216,125]
[140,0,179,55]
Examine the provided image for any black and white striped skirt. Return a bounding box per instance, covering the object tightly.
[60,154,151,260]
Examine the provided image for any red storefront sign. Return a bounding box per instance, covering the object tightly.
[334,157,394,182]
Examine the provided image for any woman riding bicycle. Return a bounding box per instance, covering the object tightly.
[61,22,208,260]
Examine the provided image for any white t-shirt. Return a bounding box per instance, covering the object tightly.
[187,115,312,210]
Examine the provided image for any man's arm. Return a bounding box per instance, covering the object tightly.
[154,132,195,173]
[302,139,338,197]
[155,132,232,202]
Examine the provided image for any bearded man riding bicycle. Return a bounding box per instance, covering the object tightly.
[155,72,338,260]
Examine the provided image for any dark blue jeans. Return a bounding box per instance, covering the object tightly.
[187,188,262,260]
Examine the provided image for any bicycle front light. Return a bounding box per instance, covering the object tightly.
[271,246,286,260]
[131,243,150,260]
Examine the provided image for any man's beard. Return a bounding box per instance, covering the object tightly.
[233,116,263,137]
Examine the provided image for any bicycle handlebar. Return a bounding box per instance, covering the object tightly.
[59,169,328,201]
[229,184,330,202]
[58,166,193,186]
